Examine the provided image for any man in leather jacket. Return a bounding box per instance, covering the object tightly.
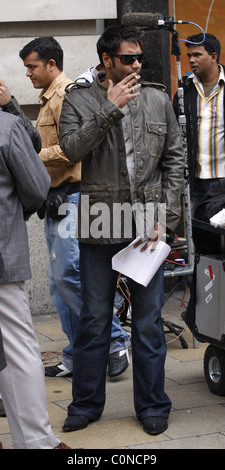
[18,36,130,380]
[59,24,184,436]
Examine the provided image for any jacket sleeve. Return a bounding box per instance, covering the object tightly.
[59,90,124,163]
[7,116,50,213]
[160,93,185,232]
[1,97,42,153]
[38,97,73,168]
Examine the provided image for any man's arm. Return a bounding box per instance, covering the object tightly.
[7,115,50,213]
[59,73,140,164]
[0,79,42,153]
[137,93,184,250]
[38,97,74,168]
[59,93,123,163]
[161,93,185,230]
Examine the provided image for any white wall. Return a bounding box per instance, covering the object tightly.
[1,35,100,104]
[1,0,117,22]
[0,0,117,105]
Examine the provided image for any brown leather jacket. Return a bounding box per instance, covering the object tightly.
[59,74,184,244]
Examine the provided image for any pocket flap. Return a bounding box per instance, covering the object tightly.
[146,122,167,135]
[38,115,55,126]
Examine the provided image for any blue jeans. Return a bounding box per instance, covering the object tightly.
[68,242,171,422]
[45,193,130,370]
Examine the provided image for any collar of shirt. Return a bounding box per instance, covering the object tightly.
[187,64,225,88]
[39,71,68,103]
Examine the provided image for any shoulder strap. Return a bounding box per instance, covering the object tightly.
[140,80,166,92]
[65,82,91,93]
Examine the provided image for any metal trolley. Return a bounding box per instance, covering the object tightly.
[190,219,225,396]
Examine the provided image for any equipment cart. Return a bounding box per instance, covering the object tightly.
[190,218,225,396]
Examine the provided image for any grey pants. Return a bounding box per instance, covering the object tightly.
[0,281,60,449]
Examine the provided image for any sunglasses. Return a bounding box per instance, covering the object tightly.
[110,53,144,65]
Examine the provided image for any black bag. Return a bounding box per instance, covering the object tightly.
[37,182,80,220]
[194,178,225,222]
[192,178,225,254]
[45,189,68,220]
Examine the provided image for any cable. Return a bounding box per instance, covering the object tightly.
[179,21,206,44]
[165,258,189,267]
[205,0,215,33]
[172,0,206,43]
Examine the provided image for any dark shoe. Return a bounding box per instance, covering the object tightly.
[0,399,6,417]
[62,415,90,432]
[0,442,3,449]
[45,363,72,377]
[142,417,168,435]
[54,441,71,449]
[108,349,129,377]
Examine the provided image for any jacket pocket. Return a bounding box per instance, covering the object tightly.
[143,185,162,203]
[38,115,55,126]
[37,115,58,146]
[146,122,167,158]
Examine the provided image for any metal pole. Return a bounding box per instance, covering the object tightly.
[170,27,195,274]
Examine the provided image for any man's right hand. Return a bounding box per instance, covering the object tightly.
[0,79,12,107]
[107,73,141,108]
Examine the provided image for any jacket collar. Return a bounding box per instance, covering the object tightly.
[39,71,67,102]
[186,64,225,86]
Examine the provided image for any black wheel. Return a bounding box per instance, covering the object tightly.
[204,345,225,396]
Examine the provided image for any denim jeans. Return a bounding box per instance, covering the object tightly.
[68,242,171,422]
[45,193,130,370]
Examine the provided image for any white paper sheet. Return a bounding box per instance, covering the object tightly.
[210,208,225,228]
[112,237,171,287]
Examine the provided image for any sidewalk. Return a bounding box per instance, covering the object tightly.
[1,286,225,450]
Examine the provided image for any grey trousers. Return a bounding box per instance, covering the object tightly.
[0,281,60,449]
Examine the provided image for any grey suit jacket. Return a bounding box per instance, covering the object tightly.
[0,111,51,282]
[1,96,41,153]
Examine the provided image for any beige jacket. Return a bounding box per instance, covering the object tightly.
[36,72,81,188]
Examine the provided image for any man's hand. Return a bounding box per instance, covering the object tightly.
[134,222,166,252]
[0,79,12,106]
[107,73,141,108]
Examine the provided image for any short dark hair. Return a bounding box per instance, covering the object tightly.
[19,36,63,71]
[97,24,143,64]
[185,33,221,63]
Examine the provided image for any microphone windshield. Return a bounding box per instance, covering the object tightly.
[121,12,163,30]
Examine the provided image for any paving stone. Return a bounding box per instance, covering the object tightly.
[2,288,225,449]
[130,432,225,449]
[52,417,170,449]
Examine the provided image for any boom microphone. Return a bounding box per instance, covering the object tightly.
[121,12,189,31]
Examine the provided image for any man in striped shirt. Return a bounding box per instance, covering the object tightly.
[173,33,224,213]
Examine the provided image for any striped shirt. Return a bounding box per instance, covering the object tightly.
[190,65,225,179]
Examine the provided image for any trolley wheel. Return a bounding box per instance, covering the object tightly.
[204,345,225,396]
